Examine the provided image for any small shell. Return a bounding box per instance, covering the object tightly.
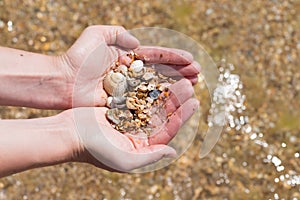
[127,77,141,87]
[142,72,154,81]
[116,64,128,76]
[106,96,113,108]
[147,83,156,91]
[103,71,127,96]
[136,84,148,92]
[146,97,154,104]
[107,96,127,109]
[119,109,133,120]
[129,60,145,77]
[126,97,138,110]
[106,108,121,125]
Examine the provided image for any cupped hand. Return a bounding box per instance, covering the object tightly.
[65,79,199,172]
[58,25,200,108]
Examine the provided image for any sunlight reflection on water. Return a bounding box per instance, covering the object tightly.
[207,59,300,198]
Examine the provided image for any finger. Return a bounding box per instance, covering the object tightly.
[98,25,140,49]
[134,46,193,65]
[149,98,200,145]
[154,61,201,77]
[171,75,199,85]
[186,75,199,85]
[164,79,195,115]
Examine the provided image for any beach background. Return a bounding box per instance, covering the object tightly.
[0,0,299,199]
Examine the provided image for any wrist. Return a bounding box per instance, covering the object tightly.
[44,111,83,164]
[0,114,81,177]
[0,47,73,109]
[51,54,74,109]
[51,110,85,163]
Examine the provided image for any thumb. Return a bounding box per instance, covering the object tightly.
[128,145,177,170]
[99,25,140,49]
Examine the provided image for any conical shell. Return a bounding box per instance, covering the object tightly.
[103,71,127,96]
[129,60,145,77]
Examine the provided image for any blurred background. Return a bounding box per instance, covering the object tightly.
[0,0,299,199]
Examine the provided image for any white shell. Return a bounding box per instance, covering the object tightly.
[103,71,127,96]
[106,96,113,108]
[129,60,145,77]
[142,72,154,81]
[116,64,128,76]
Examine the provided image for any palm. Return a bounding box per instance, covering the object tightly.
[75,79,198,172]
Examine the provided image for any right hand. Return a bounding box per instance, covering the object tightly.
[60,79,199,172]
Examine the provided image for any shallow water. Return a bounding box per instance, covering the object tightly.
[0,0,299,199]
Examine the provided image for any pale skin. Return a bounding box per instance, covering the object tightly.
[0,25,200,177]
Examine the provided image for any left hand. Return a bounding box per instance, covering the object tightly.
[57,25,200,108]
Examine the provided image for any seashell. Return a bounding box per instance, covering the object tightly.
[146,97,154,104]
[138,113,147,120]
[103,71,127,96]
[106,108,121,125]
[129,60,145,77]
[126,97,138,110]
[107,96,127,109]
[127,77,141,87]
[142,72,154,81]
[106,96,113,108]
[115,64,128,76]
[136,84,148,92]
[147,83,156,91]
[112,96,126,104]
[119,109,133,120]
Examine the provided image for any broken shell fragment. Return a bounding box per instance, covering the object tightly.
[106,108,121,125]
[142,72,154,81]
[126,97,138,110]
[103,71,127,96]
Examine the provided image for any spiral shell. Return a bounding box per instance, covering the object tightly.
[103,71,127,96]
[129,60,145,77]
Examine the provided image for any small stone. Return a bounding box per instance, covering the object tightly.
[149,90,161,99]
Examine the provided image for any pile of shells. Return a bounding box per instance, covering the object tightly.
[103,58,176,136]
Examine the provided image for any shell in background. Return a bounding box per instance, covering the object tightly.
[103,71,127,96]
[129,60,145,77]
